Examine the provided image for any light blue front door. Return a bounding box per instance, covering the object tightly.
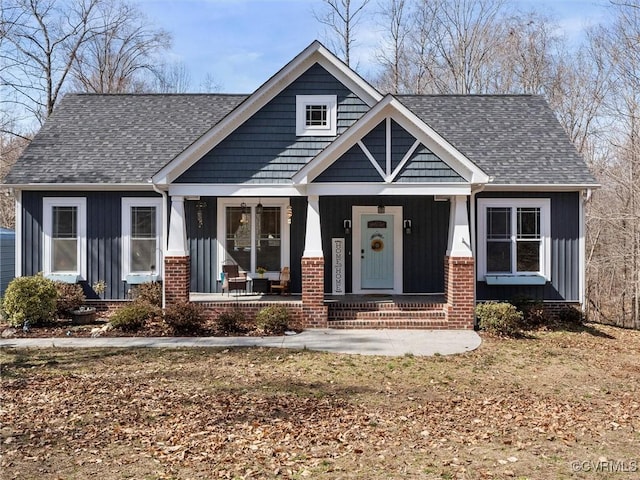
[361,214,394,289]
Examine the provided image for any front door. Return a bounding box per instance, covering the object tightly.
[361,214,394,289]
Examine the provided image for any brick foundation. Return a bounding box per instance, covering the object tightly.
[195,301,304,329]
[301,257,328,328]
[164,256,190,305]
[444,256,475,329]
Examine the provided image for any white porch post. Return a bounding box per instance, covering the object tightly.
[447,195,473,257]
[303,195,323,257]
[167,196,188,256]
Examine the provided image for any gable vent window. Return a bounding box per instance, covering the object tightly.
[296,95,337,136]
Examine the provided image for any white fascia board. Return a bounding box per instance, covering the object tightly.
[168,183,304,197]
[483,183,601,191]
[305,182,471,196]
[293,95,489,185]
[153,41,382,186]
[5,183,156,191]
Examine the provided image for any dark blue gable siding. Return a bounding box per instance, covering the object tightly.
[475,191,581,302]
[314,118,464,183]
[177,63,369,184]
[20,190,162,300]
[319,196,449,293]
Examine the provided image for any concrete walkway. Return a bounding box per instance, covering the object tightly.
[0,329,481,356]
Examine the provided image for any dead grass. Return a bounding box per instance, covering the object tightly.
[1,323,639,479]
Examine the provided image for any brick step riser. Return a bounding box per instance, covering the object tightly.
[329,320,450,329]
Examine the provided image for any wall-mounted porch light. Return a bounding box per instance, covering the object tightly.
[377,205,385,214]
[256,199,263,216]
[403,219,412,235]
[343,219,351,235]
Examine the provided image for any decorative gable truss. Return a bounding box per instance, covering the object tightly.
[293,95,489,192]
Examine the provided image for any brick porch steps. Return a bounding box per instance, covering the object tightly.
[327,297,449,329]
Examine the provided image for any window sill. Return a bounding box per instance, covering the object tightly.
[126,274,160,284]
[485,275,547,285]
[45,273,81,284]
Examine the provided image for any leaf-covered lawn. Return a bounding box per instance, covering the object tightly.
[1,323,639,479]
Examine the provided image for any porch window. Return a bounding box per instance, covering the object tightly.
[296,95,337,136]
[220,199,289,276]
[478,199,550,281]
[43,197,87,278]
[122,198,163,280]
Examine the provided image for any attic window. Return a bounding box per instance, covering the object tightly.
[296,95,337,136]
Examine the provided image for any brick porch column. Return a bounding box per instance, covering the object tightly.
[165,256,190,305]
[301,195,328,328]
[445,256,475,329]
[445,195,475,329]
[165,195,190,305]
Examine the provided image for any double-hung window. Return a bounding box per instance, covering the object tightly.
[122,198,163,280]
[43,197,87,280]
[218,199,289,277]
[478,199,551,282]
[296,95,337,136]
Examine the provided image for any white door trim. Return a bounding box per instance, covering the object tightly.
[352,206,403,294]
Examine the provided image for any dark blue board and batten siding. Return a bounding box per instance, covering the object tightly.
[475,191,581,302]
[20,190,162,300]
[176,63,369,184]
[185,196,308,295]
[319,196,450,294]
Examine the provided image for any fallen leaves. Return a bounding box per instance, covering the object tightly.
[1,324,639,479]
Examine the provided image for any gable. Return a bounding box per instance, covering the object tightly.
[176,63,369,184]
[314,118,463,184]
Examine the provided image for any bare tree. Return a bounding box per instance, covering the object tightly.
[0,134,29,228]
[70,0,171,93]
[152,61,192,94]
[374,0,411,93]
[314,0,371,66]
[408,0,507,94]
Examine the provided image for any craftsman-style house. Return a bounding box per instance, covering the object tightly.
[5,41,597,329]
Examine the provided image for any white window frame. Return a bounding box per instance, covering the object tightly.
[296,95,337,136]
[121,197,163,280]
[477,198,551,281]
[43,197,87,279]
[217,198,290,280]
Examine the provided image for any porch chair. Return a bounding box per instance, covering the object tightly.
[222,263,248,295]
[270,267,290,295]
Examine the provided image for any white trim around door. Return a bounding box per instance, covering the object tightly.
[352,205,403,294]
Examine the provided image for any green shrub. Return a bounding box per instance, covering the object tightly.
[216,309,246,335]
[255,305,289,335]
[110,302,159,331]
[3,275,57,327]
[55,282,86,316]
[164,302,205,334]
[132,282,162,307]
[475,301,523,337]
[556,305,584,325]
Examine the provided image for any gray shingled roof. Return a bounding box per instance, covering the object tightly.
[6,92,596,186]
[397,95,596,185]
[5,93,247,184]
